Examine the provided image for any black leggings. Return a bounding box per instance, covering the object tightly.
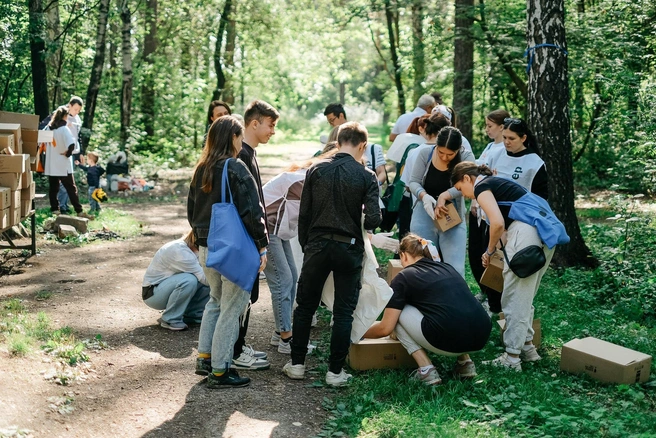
[49,175,83,213]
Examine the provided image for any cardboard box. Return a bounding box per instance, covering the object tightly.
[21,181,35,201]
[497,317,541,349]
[347,338,417,370]
[0,111,39,130]
[0,154,28,173]
[22,141,38,157]
[560,337,652,384]
[0,187,10,209]
[8,205,21,226]
[29,157,37,172]
[21,129,52,144]
[20,199,31,218]
[0,208,8,229]
[0,133,14,152]
[387,259,403,285]
[0,173,21,190]
[8,190,21,226]
[433,201,462,232]
[0,123,22,143]
[20,168,33,189]
[480,252,505,292]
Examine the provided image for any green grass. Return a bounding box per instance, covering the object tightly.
[316,205,656,437]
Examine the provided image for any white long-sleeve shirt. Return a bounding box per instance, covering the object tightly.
[142,239,207,287]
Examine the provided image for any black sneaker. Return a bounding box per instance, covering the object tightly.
[195,358,212,376]
[207,370,251,389]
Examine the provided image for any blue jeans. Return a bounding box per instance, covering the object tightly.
[263,235,298,333]
[410,201,467,278]
[144,273,210,325]
[58,182,70,213]
[88,186,100,212]
[197,246,250,370]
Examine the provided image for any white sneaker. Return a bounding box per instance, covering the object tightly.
[410,365,442,385]
[483,353,522,371]
[270,332,281,346]
[231,352,270,370]
[243,344,268,360]
[520,345,542,362]
[282,360,306,380]
[311,313,318,327]
[278,339,291,354]
[326,369,352,387]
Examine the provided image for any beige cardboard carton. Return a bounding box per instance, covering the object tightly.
[560,337,651,384]
[0,208,9,229]
[22,129,53,143]
[8,190,21,226]
[0,111,39,130]
[21,181,35,200]
[22,141,38,157]
[387,259,403,285]
[0,133,14,152]
[347,337,417,370]
[481,251,505,292]
[0,154,28,173]
[20,168,33,189]
[433,201,461,232]
[497,317,541,349]
[0,173,21,190]
[0,187,10,209]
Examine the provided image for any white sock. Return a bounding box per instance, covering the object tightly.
[522,344,534,351]
[505,354,521,364]
[457,359,469,365]
[419,365,434,374]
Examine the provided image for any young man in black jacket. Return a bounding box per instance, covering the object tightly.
[231,100,279,371]
[283,122,382,387]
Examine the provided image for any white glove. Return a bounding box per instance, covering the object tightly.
[422,194,437,220]
[371,232,399,252]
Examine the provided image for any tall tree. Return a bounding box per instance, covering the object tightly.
[222,12,237,104]
[45,0,62,109]
[212,0,233,100]
[411,0,425,104]
[81,0,110,152]
[526,0,596,267]
[141,0,158,138]
[28,0,50,120]
[120,0,133,149]
[453,0,474,139]
[384,0,405,115]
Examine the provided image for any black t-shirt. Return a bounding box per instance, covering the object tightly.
[423,163,451,198]
[474,176,527,229]
[387,258,491,353]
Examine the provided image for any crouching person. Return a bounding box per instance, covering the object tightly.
[142,231,210,331]
[363,233,491,385]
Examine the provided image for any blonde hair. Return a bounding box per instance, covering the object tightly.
[182,230,196,249]
[87,152,99,164]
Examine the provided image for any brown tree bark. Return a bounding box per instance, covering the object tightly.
[28,0,50,120]
[120,0,133,149]
[411,0,425,104]
[385,0,405,115]
[81,0,110,153]
[526,0,597,268]
[222,13,237,104]
[45,0,62,109]
[453,0,474,140]
[212,0,233,101]
[141,0,158,138]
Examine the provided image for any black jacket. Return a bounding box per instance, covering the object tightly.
[237,141,268,232]
[187,158,268,249]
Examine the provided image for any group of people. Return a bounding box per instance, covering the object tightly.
[141,94,563,388]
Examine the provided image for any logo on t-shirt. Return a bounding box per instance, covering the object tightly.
[512,166,523,180]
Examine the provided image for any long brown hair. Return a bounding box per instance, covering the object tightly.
[193,116,243,193]
[450,162,494,186]
[399,233,433,259]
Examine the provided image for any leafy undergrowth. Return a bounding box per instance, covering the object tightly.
[316,198,656,437]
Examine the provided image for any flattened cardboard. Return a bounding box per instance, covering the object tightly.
[560,337,651,384]
[0,111,39,130]
[0,187,10,209]
[481,252,505,292]
[0,173,21,190]
[387,259,403,285]
[0,154,28,173]
[347,338,417,370]
[433,201,462,232]
[497,317,541,349]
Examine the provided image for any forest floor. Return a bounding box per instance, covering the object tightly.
[0,141,334,438]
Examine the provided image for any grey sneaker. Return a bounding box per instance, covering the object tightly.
[326,369,353,387]
[483,353,522,371]
[282,360,306,380]
[278,339,292,354]
[231,352,270,370]
[410,366,442,386]
[520,345,542,362]
[270,332,281,346]
[243,344,268,360]
[159,318,188,331]
[454,360,477,378]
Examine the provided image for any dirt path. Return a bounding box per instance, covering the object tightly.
[0,142,334,437]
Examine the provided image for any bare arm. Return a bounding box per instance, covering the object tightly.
[375,164,386,184]
[363,308,402,339]
[476,190,505,267]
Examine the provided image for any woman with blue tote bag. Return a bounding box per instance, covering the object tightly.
[188,116,268,389]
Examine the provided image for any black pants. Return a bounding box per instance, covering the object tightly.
[232,277,259,358]
[48,175,83,214]
[468,213,501,312]
[291,239,364,374]
[397,195,413,240]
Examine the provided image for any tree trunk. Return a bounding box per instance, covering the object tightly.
[526,0,597,268]
[385,0,405,115]
[81,0,110,153]
[212,0,232,101]
[45,0,62,109]
[453,0,474,140]
[120,0,133,150]
[222,13,237,104]
[28,0,50,120]
[141,0,158,138]
[411,0,425,104]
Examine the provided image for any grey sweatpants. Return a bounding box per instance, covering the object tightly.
[501,221,554,355]
[394,305,460,357]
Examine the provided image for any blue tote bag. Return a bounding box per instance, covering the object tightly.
[206,159,260,292]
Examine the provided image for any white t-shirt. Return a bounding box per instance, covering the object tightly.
[391,107,427,136]
[364,143,386,172]
[67,114,82,153]
[476,141,504,166]
[142,239,208,287]
[44,126,76,177]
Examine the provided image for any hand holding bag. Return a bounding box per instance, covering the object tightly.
[205,159,261,292]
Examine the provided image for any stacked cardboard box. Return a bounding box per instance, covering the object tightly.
[0,111,46,229]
